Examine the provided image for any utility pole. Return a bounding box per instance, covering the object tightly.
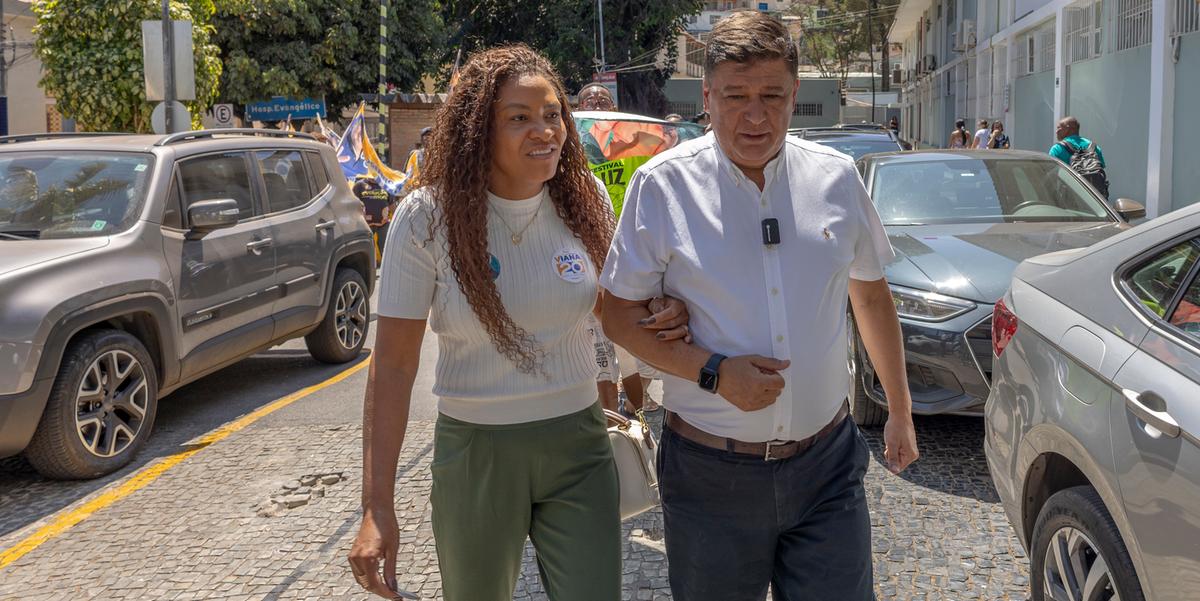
[378,0,388,163]
[597,0,606,71]
[881,11,891,93]
[869,0,877,123]
[162,0,176,133]
[1,0,9,137]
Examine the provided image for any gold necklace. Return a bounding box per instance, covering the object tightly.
[490,196,544,245]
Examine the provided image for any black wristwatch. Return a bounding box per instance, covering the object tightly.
[698,353,727,394]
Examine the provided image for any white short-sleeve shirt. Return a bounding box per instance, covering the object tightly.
[599,133,895,442]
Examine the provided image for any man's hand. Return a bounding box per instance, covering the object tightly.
[883,415,919,474]
[640,296,693,343]
[717,355,790,412]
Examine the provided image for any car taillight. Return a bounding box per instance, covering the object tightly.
[992,298,1019,357]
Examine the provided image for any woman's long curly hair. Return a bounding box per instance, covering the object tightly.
[421,44,614,374]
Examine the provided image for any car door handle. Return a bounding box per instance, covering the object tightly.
[314,221,335,233]
[1122,389,1181,438]
[246,238,273,253]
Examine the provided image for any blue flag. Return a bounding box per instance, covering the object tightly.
[335,106,371,180]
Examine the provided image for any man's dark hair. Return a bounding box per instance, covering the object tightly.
[704,12,799,77]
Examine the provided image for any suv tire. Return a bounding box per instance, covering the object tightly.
[24,329,159,479]
[848,312,888,427]
[1031,486,1144,601]
[306,267,370,363]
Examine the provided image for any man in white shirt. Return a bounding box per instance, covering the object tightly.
[971,119,990,149]
[600,12,919,600]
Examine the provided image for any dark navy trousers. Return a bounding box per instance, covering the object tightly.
[657,415,875,601]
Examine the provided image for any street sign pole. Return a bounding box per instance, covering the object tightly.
[597,0,606,71]
[162,0,176,133]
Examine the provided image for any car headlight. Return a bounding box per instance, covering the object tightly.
[889,284,976,322]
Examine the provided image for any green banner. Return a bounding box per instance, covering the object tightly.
[590,155,650,219]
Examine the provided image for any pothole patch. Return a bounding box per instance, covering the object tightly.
[255,472,345,517]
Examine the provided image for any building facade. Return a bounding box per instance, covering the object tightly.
[890,0,1198,215]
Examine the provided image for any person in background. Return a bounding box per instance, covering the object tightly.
[578,83,617,111]
[692,111,711,128]
[352,176,396,262]
[948,119,971,149]
[986,121,1010,149]
[888,116,899,134]
[663,113,684,123]
[404,127,432,184]
[1051,116,1110,199]
[970,119,990,149]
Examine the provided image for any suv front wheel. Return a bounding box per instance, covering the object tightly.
[305,267,370,363]
[24,329,159,479]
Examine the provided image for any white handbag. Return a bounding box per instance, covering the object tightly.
[604,409,660,520]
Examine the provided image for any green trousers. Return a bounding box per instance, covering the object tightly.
[431,402,621,601]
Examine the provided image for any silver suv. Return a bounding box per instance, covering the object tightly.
[0,130,375,479]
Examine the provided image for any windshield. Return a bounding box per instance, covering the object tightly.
[807,136,901,160]
[0,152,153,239]
[574,117,706,164]
[870,158,1113,226]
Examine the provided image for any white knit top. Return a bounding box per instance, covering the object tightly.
[377,186,600,425]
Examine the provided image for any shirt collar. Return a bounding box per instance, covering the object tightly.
[710,132,788,189]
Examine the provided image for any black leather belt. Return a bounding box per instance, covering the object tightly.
[666,400,850,461]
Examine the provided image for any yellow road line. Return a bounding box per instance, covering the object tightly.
[0,357,371,570]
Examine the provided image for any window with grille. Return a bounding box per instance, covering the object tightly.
[1064,0,1103,63]
[1039,23,1057,71]
[1113,0,1152,51]
[793,103,823,116]
[1176,0,1200,34]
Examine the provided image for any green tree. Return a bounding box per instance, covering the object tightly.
[211,0,444,118]
[33,0,222,132]
[795,0,898,82]
[440,0,702,116]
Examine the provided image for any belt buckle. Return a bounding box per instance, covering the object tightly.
[763,440,787,462]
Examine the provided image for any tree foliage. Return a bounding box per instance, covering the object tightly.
[440,0,702,116]
[795,0,897,80]
[211,0,444,118]
[33,0,222,132]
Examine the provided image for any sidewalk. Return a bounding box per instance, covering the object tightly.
[0,414,1029,600]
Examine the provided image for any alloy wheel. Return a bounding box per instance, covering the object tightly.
[75,350,149,458]
[1043,526,1120,601]
[335,280,367,350]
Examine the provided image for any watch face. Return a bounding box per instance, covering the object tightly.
[699,371,717,391]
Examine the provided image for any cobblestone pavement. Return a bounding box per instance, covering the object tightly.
[0,402,1029,600]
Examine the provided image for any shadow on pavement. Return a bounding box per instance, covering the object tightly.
[0,350,370,542]
[859,413,1000,502]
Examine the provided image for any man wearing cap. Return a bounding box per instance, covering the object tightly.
[404,127,432,185]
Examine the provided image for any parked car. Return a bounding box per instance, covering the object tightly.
[790,128,906,160]
[848,149,1143,425]
[986,201,1200,601]
[0,130,375,479]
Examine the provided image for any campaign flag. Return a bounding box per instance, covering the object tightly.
[335,105,371,180]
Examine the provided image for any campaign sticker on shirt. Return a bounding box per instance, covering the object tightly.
[553,248,588,283]
[489,254,501,281]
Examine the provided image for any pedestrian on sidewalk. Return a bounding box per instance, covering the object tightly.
[948,119,971,149]
[349,44,690,601]
[970,119,990,148]
[986,121,1011,149]
[599,12,920,600]
[1051,115,1110,199]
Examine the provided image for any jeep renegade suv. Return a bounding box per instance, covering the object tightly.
[0,130,375,479]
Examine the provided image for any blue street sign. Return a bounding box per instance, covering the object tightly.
[244,96,326,122]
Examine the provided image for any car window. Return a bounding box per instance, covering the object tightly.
[177,152,256,221]
[162,176,182,229]
[305,151,330,193]
[1169,253,1200,338]
[807,137,901,160]
[255,150,311,213]
[1126,240,1200,318]
[870,158,1112,226]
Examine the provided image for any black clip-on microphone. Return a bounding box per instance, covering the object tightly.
[761,218,781,246]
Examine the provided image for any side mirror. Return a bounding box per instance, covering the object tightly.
[187,199,240,238]
[1114,198,1146,221]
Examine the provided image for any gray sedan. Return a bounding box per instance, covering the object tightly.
[850,150,1142,425]
[986,201,1200,601]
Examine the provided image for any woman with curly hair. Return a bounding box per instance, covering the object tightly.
[349,45,689,601]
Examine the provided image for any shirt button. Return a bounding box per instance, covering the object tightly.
[771,287,779,295]
[776,335,784,342]
[761,199,768,207]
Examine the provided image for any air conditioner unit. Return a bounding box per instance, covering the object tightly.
[952,19,977,51]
